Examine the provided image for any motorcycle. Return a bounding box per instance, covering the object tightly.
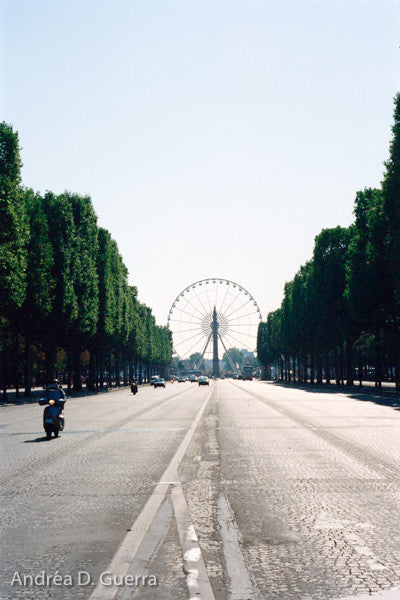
[39,397,65,439]
[130,382,138,395]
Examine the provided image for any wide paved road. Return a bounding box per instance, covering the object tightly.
[1,380,399,600]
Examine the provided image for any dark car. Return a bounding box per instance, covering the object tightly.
[198,376,209,386]
[178,377,186,382]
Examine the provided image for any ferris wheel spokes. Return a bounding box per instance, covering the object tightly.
[181,294,209,321]
[217,331,238,374]
[196,331,212,371]
[221,328,256,352]
[224,299,260,321]
[173,328,207,348]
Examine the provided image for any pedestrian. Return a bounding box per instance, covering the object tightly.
[130,379,138,395]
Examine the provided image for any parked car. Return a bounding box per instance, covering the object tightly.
[198,376,209,386]
[153,378,166,388]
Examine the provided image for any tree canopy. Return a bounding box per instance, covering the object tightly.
[257,94,400,389]
[0,123,172,398]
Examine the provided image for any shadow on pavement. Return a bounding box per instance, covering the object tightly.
[0,385,134,407]
[23,436,51,443]
[267,380,400,410]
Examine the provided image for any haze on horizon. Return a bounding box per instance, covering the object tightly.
[1,0,398,326]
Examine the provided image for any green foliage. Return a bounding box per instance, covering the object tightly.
[0,123,172,394]
[0,123,27,317]
[258,93,400,390]
[345,188,387,331]
[222,347,244,369]
[21,189,55,332]
[382,92,400,327]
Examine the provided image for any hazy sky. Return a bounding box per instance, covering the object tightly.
[1,0,398,327]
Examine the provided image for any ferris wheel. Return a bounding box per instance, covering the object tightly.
[167,278,262,374]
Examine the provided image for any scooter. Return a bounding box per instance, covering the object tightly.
[130,383,138,395]
[40,398,65,439]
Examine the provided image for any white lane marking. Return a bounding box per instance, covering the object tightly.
[343,533,386,570]
[187,524,197,542]
[314,510,346,530]
[314,510,372,530]
[314,511,386,571]
[89,388,213,600]
[329,587,400,600]
[171,479,216,600]
[217,493,255,600]
[184,547,202,562]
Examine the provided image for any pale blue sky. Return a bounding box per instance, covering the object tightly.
[1,0,398,325]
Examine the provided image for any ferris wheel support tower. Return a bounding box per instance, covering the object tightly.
[212,307,220,377]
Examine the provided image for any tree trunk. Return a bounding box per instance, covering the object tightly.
[107,353,112,387]
[115,351,120,387]
[72,348,83,392]
[346,341,354,386]
[128,360,133,384]
[99,350,104,389]
[325,354,330,385]
[1,343,8,402]
[316,353,322,384]
[13,334,20,399]
[375,332,382,389]
[123,354,128,386]
[45,346,56,384]
[88,349,96,391]
[335,349,340,386]
[67,351,73,394]
[24,341,32,397]
[340,347,345,385]
[310,353,314,384]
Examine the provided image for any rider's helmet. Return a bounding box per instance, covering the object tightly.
[47,378,60,390]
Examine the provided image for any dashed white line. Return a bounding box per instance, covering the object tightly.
[89,388,213,600]
[171,478,215,600]
[217,492,256,600]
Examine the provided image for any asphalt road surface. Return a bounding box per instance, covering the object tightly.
[1,380,399,600]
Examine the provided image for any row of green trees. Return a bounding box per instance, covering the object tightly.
[257,94,400,390]
[0,123,172,399]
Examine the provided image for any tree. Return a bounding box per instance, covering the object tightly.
[381,93,400,387]
[189,352,202,370]
[311,227,351,384]
[345,189,389,386]
[222,347,243,371]
[0,123,28,399]
[42,192,99,389]
[20,189,55,394]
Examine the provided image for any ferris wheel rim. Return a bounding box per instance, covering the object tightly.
[167,277,262,327]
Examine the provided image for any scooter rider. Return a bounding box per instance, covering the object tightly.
[39,379,66,426]
[130,379,138,395]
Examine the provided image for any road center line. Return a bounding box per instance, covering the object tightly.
[171,478,216,600]
[217,492,255,600]
[89,386,214,600]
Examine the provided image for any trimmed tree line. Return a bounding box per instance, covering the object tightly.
[0,123,172,399]
[257,94,400,390]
